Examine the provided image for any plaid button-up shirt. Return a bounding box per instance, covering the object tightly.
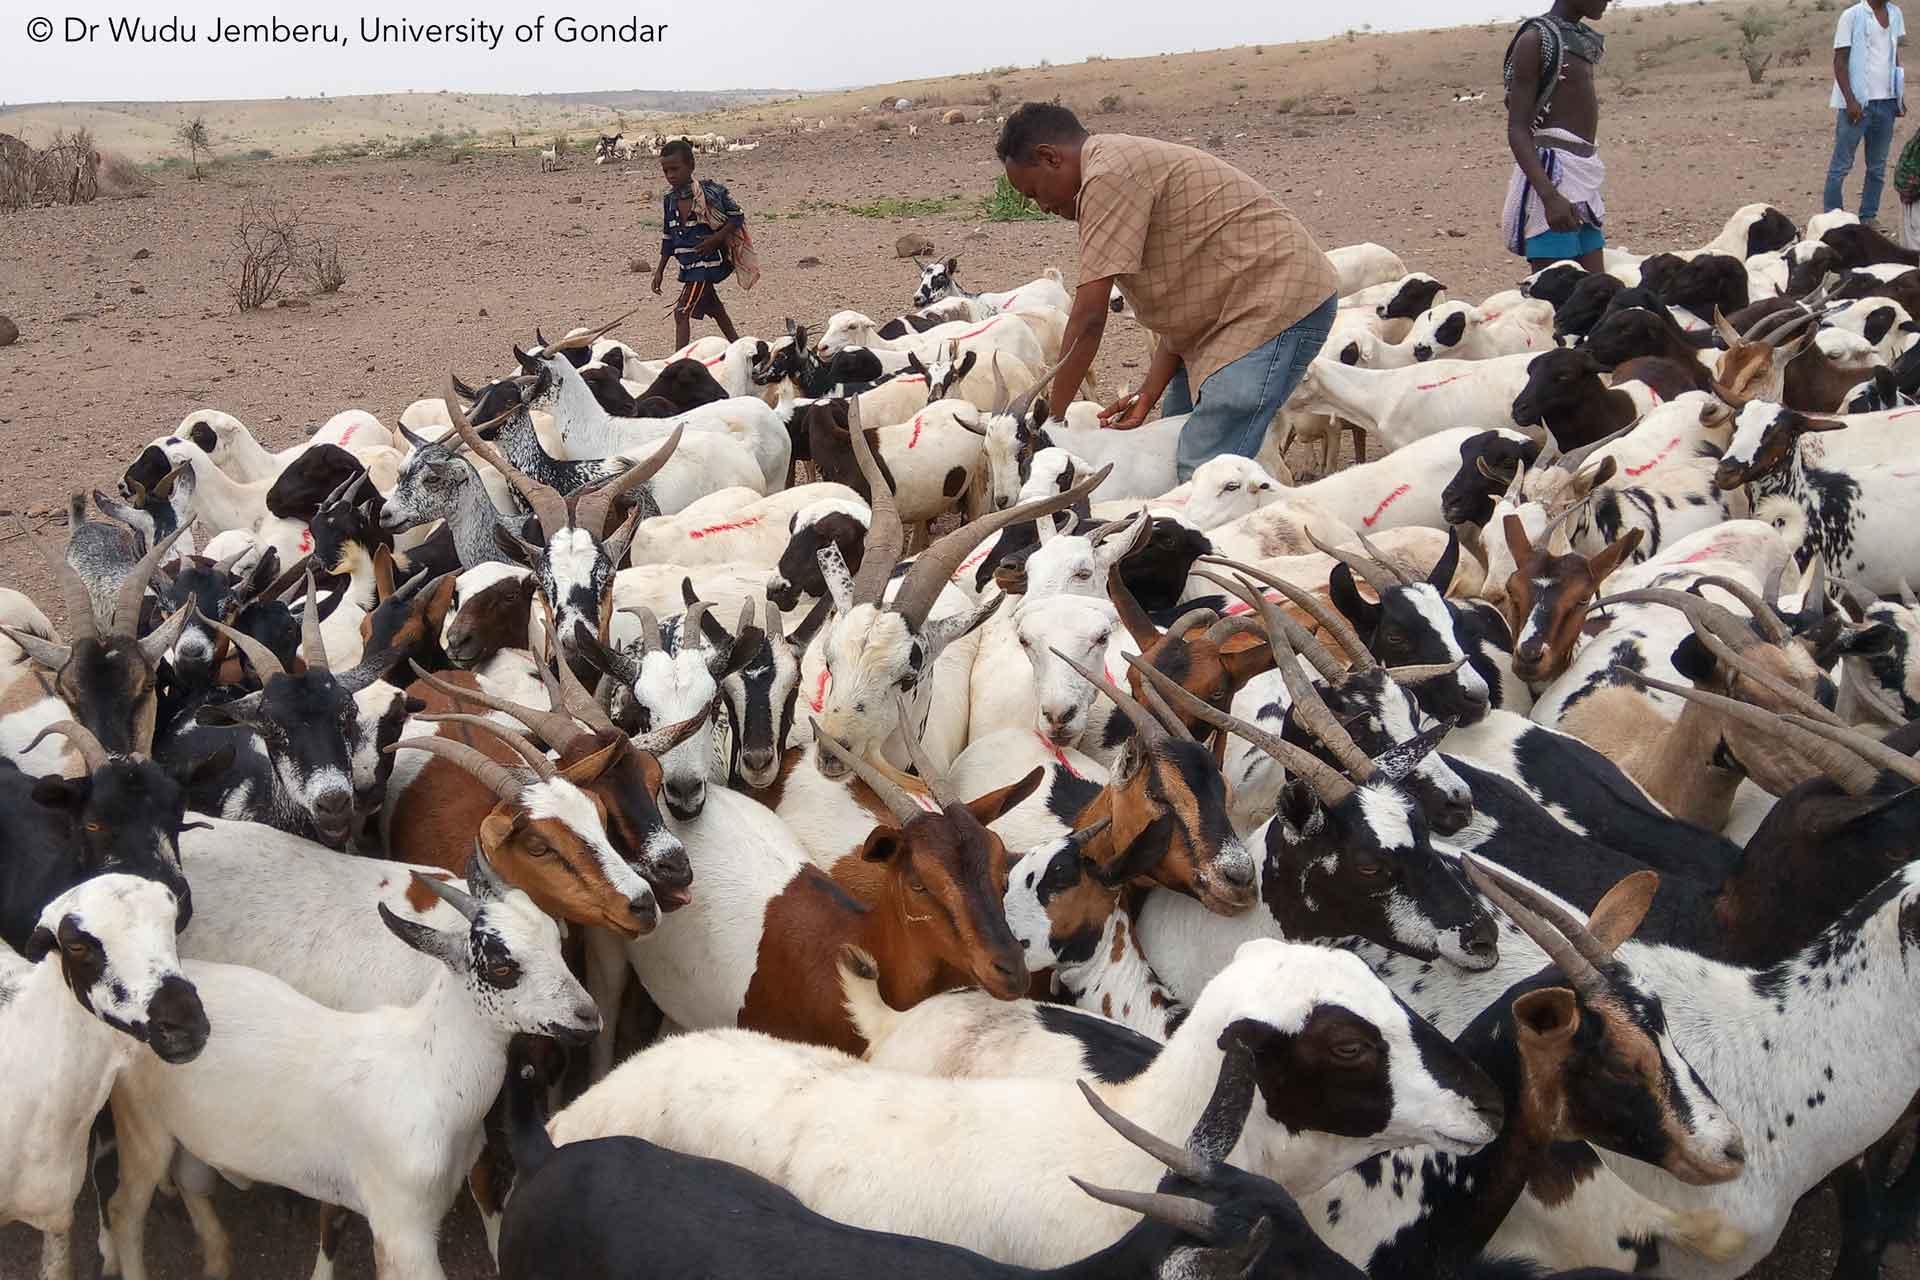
[1077,134,1339,390]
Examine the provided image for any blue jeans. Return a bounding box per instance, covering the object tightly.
[1827,99,1899,220]
[1166,295,1336,482]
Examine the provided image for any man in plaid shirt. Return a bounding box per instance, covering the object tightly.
[996,103,1339,481]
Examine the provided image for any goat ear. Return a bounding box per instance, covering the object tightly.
[718,627,768,681]
[1328,564,1380,633]
[1796,413,1851,435]
[179,744,236,788]
[195,692,263,728]
[1427,529,1462,594]
[1219,634,1275,685]
[30,775,87,812]
[373,547,397,603]
[1836,622,1898,659]
[1502,513,1534,566]
[1587,528,1644,584]
[494,523,539,566]
[1275,779,1323,837]
[957,350,977,382]
[966,766,1045,825]
[858,828,905,863]
[1586,869,1659,953]
[26,922,59,963]
[944,257,958,274]
[377,902,470,971]
[1669,633,1716,685]
[1511,986,1581,1043]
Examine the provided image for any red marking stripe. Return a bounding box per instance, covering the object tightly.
[809,668,831,713]
[1361,484,1411,528]
[337,424,358,448]
[957,543,993,574]
[1415,374,1470,392]
[688,514,764,540]
[906,413,925,449]
[954,316,1003,342]
[702,352,727,367]
[297,528,313,553]
[1034,732,1083,779]
[1623,435,1680,478]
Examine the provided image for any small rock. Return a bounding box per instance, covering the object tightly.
[797,256,822,268]
[478,307,489,318]
[0,315,16,346]
[894,232,936,259]
[1446,229,1466,239]
[130,284,146,295]
[628,257,649,274]
[131,248,151,261]
[278,297,312,310]
[566,195,583,205]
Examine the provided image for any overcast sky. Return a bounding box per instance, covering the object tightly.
[1,0,1672,105]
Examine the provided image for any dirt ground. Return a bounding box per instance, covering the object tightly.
[1,2,1915,1275]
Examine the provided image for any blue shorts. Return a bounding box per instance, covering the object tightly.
[1524,223,1605,259]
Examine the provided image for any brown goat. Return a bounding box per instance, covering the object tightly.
[1711,306,1876,412]
[1502,514,1641,685]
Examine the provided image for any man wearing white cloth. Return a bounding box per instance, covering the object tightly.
[1501,0,1610,271]
[1827,0,1906,225]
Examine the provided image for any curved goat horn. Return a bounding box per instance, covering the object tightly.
[890,464,1111,633]
[1615,667,1880,796]
[846,393,903,608]
[443,376,568,541]
[1692,575,1791,646]
[1779,712,1920,788]
[114,523,192,639]
[417,713,558,782]
[812,722,924,826]
[632,705,713,759]
[410,658,591,756]
[570,425,683,535]
[196,607,287,683]
[1190,569,1342,684]
[1356,531,1414,588]
[1004,335,1083,423]
[894,694,958,808]
[1054,647,1167,746]
[299,569,330,676]
[388,733,530,802]
[542,308,640,355]
[1306,528,1400,598]
[1204,556,1375,674]
[25,720,112,772]
[1067,1180,1220,1243]
[1075,1079,1211,1181]
[16,517,99,644]
[411,870,482,922]
[624,607,665,654]
[1460,854,1624,1006]
[1251,607,1378,782]
[1123,653,1356,807]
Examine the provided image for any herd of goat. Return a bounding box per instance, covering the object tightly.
[12,198,1920,1280]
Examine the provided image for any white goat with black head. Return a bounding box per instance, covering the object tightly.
[812,401,1108,780]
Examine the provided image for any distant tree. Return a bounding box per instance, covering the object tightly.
[175,115,211,178]
[1740,8,1778,82]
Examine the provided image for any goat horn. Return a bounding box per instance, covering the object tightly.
[1555,424,1633,474]
[1616,667,1881,796]
[1004,337,1081,423]
[298,569,330,676]
[1388,655,1473,685]
[625,607,665,653]
[1074,1079,1211,1182]
[1778,713,1920,788]
[1693,575,1791,646]
[1190,569,1342,683]
[410,870,482,922]
[1762,308,1820,348]
[1203,556,1375,674]
[113,523,192,640]
[16,517,99,644]
[891,464,1112,634]
[1243,598,1378,781]
[1804,557,1830,622]
[25,720,112,773]
[1902,577,1918,609]
[1163,608,1220,642]
[1591,586,1780,666]
[418,713,559,782]
[1068,1180,1220,1243]
[1306,528,1400,597]
[1460,854,1622,1005]
[388,733,530,803]
[812,722,924,826]
[443,376,568,542]
[542,307,640,354]
[138,604,193,673]
[1123,652,1357,807]
[553,620,622,736]
[894,694,959,807]
[409,658,591,756]
[988,355,1011,415]
[1831,575,1883,619]
[632,704,712,759]
[196,606,287,683]
[846,393,904,608]
[1356,531,1414,587]
[570,425,682,535]
[1056,646,1167,745]
[1683,612,1849,728]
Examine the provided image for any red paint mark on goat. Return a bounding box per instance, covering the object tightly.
[955,317,1002,342]
[1415,375,1470,392]
[1222,587,1282,618]
[688,514,765,540]
[1034,732,1083,779]
[1888,409,1920,422]
[1361,484,1412,527]
[906,414,925,448]
[1624,436,1681,478]
[702,352,726,367]
[957,543,993,575]
[809,668,831,713]
[337,424,358,448]
[297,527,313,553]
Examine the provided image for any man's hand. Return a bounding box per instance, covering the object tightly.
[650,271,664,296]
[1542,190,1582,232]
[1848,99,1867,124]
[1097,391,1153,431]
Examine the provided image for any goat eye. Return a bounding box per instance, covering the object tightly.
[1332,1041,1371,1063]
[1072,569,1091,581]
[489,962,517,984]
[526,841,551,857]
[65,941,88,958]
[1222,482,1241,493]
[84,822,103,834]
[909,879,928,894]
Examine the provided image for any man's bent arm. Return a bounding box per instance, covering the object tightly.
[1836,46,1863,116]
[1050,276,1115,414]
[1505,29,1564,202]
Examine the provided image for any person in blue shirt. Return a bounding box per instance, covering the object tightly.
[1827,0,1907,224]
[651,138,744,348]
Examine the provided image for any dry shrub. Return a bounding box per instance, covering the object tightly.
[1096,94,1123,113]
[230,194,302,311]
[309,231,347,294]
[95,152,153,198]
[0,133,31,212]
